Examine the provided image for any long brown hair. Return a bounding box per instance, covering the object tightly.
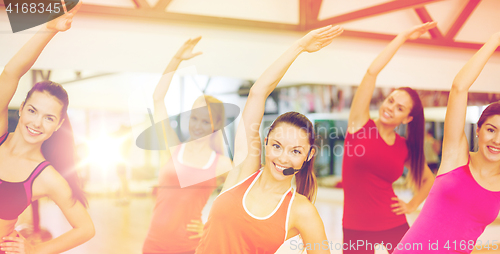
[25,81,88,207]
[268,112,317,202]
[397,87,425,189]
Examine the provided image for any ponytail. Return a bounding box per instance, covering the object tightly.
[41,115,88,207]
[398,87,425,189]
[295,153,317,203]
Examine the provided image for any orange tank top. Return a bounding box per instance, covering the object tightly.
[195,170,295,254]
[143,144,219,253]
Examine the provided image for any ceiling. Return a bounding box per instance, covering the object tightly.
[50,0,500,51]
[0,0,499,113]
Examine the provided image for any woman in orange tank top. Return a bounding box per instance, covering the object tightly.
[195,25,344,254]
[142,37,233,254]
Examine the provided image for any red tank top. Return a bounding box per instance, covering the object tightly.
[342,119,408,231]
[143,144,219,253]
[195,170,295,254]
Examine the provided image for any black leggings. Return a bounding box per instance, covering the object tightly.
[343,223,409,254]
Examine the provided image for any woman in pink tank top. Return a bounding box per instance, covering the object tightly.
[142,37,233,254]
[342,23,437,253]
[195,25,344,254]
[0,2,95,253]
[394,31,500,254]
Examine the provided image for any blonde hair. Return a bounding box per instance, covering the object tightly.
[193,95,225,155]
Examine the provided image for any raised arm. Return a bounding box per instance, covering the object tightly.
[152,37,203,149]
[224,25,344,191]
[348,22,437,133]
[0,1,81,136]
[440,32,500,175]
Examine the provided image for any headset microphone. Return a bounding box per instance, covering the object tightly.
[281,146,313,176]
[282,167,299,176]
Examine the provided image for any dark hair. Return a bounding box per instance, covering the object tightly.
[477,101,500,129]
[397,87,425,189]
[25,81,88,208]
[268,112,317,202]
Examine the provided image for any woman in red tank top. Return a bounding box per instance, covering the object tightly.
[195,25,344,254]
[142,37,233,254]
[341,23,437,253]
[0,2,95,253]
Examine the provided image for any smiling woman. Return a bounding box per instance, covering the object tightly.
[142,37,233,254]
[0,2,95,254]
[340,22,436,254]
[394,31,500,253]
[195,25,344,254]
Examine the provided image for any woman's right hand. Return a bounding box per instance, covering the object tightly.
[402,21,437,40]
[173,37,203,61]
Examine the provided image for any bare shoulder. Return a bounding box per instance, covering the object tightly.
[216,154,233,176]
[289,192,325,234]
[291,193,318,217]
[35,165,71,196]
[218,155,233,168]
[347,118,371,135]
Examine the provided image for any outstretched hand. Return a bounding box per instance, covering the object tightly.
[403,21,437,40]
[46,0,82,32]
[174,37,203,61]
[298,25,344,53]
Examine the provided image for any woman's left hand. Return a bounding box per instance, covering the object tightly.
[391,197,416,215]
[173,37,203,61]
[0,232,35,254]
[402,21,437,40]
[187,220,204,239]
[46,0,82,32]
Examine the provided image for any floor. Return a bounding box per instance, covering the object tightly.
[35,187,500,254]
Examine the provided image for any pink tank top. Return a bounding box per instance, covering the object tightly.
[142,144,219,253]
[195,170,295,254]
[394,161,500,253]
